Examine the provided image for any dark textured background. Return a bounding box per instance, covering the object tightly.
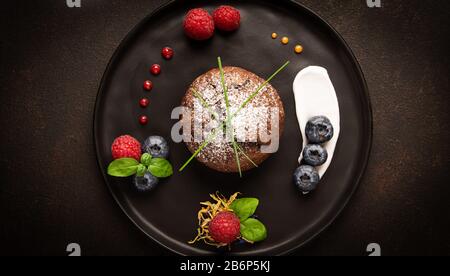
[0,0,449,256]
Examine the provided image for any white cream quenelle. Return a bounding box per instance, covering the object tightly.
[293,66,340,178]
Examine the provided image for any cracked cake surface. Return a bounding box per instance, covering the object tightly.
[181,66,285,173]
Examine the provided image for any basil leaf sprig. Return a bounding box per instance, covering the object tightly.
[107,158,140,177]
[230,197,267,243]
[230,197,259,221]
[107,153,173,178]
[240,218,267,242]
[148,158,173,178]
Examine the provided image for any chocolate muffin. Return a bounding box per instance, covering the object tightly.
[181,66,285,173]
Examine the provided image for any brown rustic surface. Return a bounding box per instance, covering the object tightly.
[0,0,449,255]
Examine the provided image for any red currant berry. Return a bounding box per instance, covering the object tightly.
[150,64,161,76]
[161,47,174,60]
[139,98,149,108]
[139,115,148,125]
[143,80,153,91]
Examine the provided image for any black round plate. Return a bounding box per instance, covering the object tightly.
[94,0,372,255]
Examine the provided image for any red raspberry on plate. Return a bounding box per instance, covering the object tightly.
[111,135,142,161]
[183,8,215,40]
[209,211,241,244]
[212,5,241,32]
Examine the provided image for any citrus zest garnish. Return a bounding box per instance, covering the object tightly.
[188,192,240,248]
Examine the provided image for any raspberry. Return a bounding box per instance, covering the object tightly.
[111,135,142,161]
[183,8,215,40]
[209,211,240,244]
[212,6,241,32]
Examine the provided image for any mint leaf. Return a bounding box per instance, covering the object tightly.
[107,158,140,177]
[230,198,259,221]
[136,164,147,177]
[148,158,173,178]
[240,218,267,242]
[141,153,152,167]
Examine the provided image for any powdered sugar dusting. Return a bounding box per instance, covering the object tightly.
[182,67,285,172]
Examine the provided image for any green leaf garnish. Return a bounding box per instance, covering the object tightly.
[148,158,173,178]
[136,164,147,177]
[240,218,267,242]
[230,198,259,221]
[107,158,140,177]
[140,153,152,167]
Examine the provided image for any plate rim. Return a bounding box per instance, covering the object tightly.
[93,0,373,256]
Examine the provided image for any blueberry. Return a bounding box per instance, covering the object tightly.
[134,172,159,192]
[142,136,169,159]
[305,116,334,144]
[303,144,328,166]
[237,239,247,245]
[293,165,320,193]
